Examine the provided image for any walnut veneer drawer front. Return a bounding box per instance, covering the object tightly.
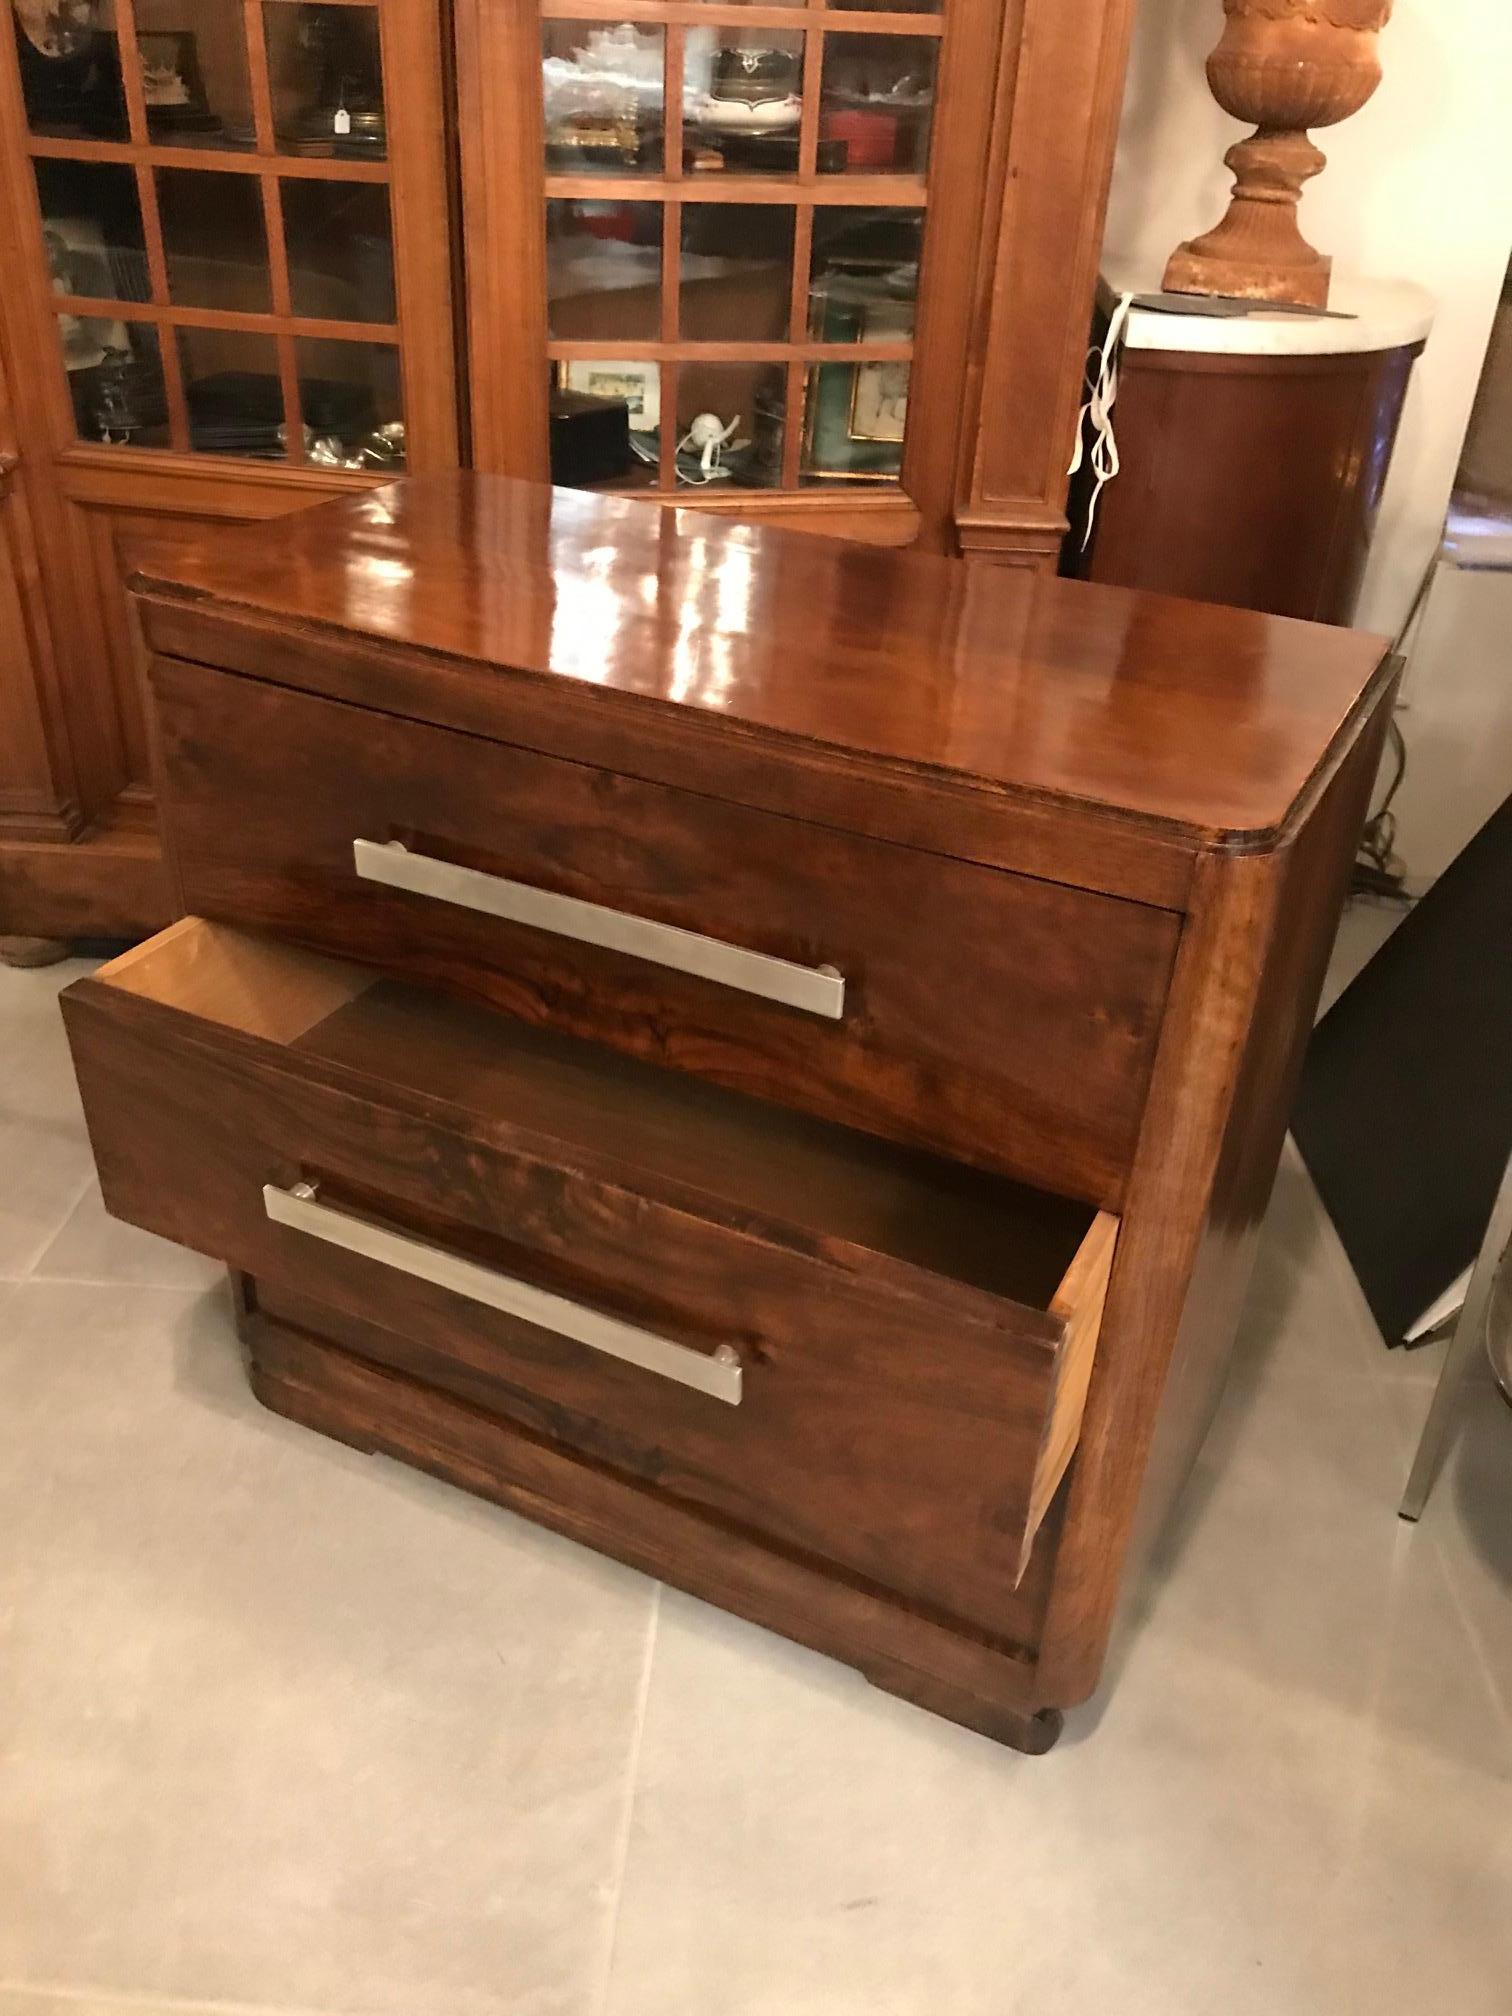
[62,921,1118,1625]
[153,658,1180,1208]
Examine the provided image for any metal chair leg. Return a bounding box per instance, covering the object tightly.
[1400,1149,1512,1520]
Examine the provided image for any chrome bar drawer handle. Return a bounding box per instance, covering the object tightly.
[352,838,845,1022]
[264,1182,743,1405]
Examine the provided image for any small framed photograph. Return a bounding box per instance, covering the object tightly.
[802,293,910,482]
[558,359,660,432]
[138,30,218,132]
[848,359,908,444]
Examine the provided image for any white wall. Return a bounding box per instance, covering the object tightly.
[1101,0,1512,639]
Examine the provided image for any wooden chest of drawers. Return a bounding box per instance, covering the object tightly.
[62,477,1395,1752]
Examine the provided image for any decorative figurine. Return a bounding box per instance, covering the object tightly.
[138,30,220,137]
[543,22,663,167]
[12,0,97,60]
[690,45,801,134]
[676,411,742,482]
[305,419,407,471]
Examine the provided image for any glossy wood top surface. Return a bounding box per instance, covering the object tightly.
[133,473,1391,843]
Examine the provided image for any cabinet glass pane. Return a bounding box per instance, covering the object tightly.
[12,0,127,139]
[156,168,272,313]
[681,204,795,342]
[542,21,664,176]
[675,363,783,488]
[59,314,167,446]
[296,337,404,468]
[683,27,803,176]
[283,179,396,323]
[34,156,146,301]
[803,359,909,481]
[546,200,660,343]
[808,207,922,339]
[133,0,254,149]
[178,326,287,458]
[264,2,387,158]
[819,34,937,174]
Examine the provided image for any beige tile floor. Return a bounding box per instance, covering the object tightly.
[1,950,1509,2016]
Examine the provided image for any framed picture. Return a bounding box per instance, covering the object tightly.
[848,359,908,444]
[138,30,218,134]
[803,281,911,482]
[558,358,660,432]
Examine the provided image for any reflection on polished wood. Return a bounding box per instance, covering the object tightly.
[134,471,1391,848]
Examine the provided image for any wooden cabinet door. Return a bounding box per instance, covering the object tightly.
[454,0,1010,552]
[453,0,1135,563]
[0,0,460,936]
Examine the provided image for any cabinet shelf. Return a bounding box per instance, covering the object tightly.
[542,172,928,206]
[547,339,912,361]
[538,1,946,36]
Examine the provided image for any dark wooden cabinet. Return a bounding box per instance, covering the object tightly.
[1074,277,1432,624]
[61,475,1394,1750]
[1,0,1136,939]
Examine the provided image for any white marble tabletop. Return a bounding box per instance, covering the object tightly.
[1098,266,1436,358]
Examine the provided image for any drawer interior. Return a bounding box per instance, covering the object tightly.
[96,921,1104,1316]
[75,920,1118,1607]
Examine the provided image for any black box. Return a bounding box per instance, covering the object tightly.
[549,391,633,486]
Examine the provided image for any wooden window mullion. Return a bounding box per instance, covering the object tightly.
[242,0,277,153]
[658,362,679,489]
[779,14,824,488]
[659,25,684,487]
[111,1,190,449]
[242,0,304,458]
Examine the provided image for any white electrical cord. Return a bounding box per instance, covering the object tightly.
[1067,290,1134,551]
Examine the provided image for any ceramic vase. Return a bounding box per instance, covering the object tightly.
[1163,0,1394,309]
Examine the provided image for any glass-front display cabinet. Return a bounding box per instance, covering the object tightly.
[459,0,1028,549]
[0,0,455,938]
[9,0,454,468]
[0,0,1134,939]
[540,11,933,496]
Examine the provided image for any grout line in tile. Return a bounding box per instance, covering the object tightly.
[3,1275,220,1301]
[0,1980,374,2016]
[1428,1537,1512,1749]
[591,1579,662,2016]
[1395,1397,1512,1748]
[1352,1366,1512,1760]
[22,1270,218,1291]
[12,1169,94,1285]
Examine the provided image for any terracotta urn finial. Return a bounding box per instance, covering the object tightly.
[1163,0,1394,309]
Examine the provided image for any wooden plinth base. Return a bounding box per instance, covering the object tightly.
[1162,243,1331,311]
[0,934,70,967]
[236,1277,1062,1756]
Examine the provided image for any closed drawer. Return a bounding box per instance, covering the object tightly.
[153,655,1179,1208]
[64,920,1118,1627]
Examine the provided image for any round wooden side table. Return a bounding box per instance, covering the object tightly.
[1071,273,1434,624]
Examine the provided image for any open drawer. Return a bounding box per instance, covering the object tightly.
[62,920,1118,1627]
